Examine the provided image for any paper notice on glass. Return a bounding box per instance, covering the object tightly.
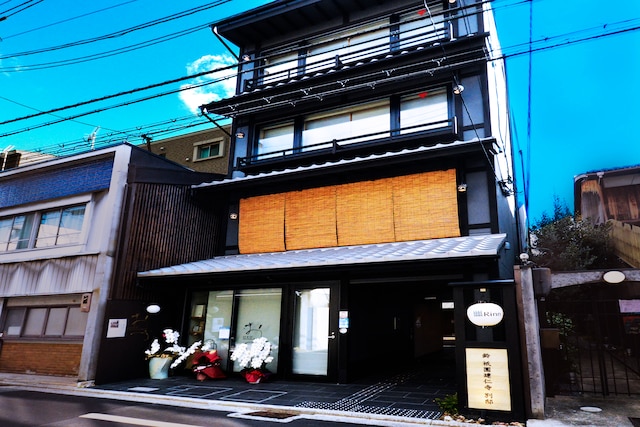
[218,327,230,339]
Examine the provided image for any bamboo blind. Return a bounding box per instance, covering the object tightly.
[336,178,395,246]
[285,186,338,250]
[393,169,460,240]
[239,193,285,254]
[238,170,460,254]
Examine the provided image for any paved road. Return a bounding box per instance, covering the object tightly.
[0,389,375,427]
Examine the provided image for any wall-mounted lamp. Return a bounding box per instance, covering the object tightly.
[453,84,464,95]
[229,213,238,220]
[519,253,530,265]
[242,54,251,62]
[449,0,457,3]
[457,183,467,192]
[235,132,245,139]
[603,270,625,284]
[146,304,161,314]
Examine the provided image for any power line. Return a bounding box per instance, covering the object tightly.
[0,0,231,60]
[3,0,638,147]
[1,0,139,40]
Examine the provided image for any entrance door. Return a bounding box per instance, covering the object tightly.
[291,286,337,379]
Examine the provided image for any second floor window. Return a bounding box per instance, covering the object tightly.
[254,88,450,161]
[0,204,86,252]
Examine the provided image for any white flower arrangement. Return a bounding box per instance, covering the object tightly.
[145,328,202,369]
[230,337,274,370]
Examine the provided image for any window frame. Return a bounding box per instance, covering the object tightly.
[0,201,89,253]
[2,305,87,340]
[193,138,225,162]
[252,86,453,162]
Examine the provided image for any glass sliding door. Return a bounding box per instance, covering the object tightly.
[292,287,331,376]
[233,288,282,373]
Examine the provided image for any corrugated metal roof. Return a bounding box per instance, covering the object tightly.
[138,234,506,279]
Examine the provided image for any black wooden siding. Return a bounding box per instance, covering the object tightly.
[111,182,220,301]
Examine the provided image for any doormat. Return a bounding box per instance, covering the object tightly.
[629,418,640,427]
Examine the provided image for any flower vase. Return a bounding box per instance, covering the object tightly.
[148,357,172,379]
[243,369,264,384]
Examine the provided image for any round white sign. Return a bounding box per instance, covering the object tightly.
[467,302,504,327]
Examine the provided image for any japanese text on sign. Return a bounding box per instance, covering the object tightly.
[465,348,511,411]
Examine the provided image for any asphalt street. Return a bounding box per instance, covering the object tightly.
[0,389,380,427]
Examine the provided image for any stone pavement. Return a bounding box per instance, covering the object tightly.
[0,372,639,426]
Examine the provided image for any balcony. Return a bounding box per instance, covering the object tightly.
[237,117,458,174]
[243,18,452,93]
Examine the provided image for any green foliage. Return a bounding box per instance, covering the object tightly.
[546,311,574,338]
[530,197,620,271]
[435,393,458,415]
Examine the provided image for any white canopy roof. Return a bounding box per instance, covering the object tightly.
[138,233,507,279]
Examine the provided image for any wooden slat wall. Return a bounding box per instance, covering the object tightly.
[112,183,220,300]
[239,193,285,254]
[239,170,460,254]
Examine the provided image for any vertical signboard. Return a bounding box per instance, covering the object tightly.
[466,348,511,412]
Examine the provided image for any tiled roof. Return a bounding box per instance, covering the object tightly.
[192,139,490,189]
[138,233,507,278]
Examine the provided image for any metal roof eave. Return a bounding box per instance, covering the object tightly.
[191,138,496,192]
[138,234,507,280]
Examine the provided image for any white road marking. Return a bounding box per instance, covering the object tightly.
[80,413,203,427]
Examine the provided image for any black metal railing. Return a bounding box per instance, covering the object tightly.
[237,117,456,168]
[244,19,451,92]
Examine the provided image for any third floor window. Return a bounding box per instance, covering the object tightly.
[258,4,445,88]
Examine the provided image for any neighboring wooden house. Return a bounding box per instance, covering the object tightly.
[0,144,222,383]
[575,165,640,267]
[138,0,527,419]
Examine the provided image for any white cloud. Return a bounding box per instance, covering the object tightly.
[179,54,237,114]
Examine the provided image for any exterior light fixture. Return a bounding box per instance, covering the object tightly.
[242,54,251,61]
[467,302,504,327]
[235,132,245,139]
[449,0,457,3]
[603,270,625,284]
[453,84,464,95]
[146,304,161,314]
[457,183,467,192]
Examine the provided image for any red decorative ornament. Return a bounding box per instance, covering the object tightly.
[418,92,428,98]
[417,9,426,16]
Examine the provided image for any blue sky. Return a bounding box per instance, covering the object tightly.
[1,0,639,224]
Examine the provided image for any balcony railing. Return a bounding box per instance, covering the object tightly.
[237,117,457,169]
[244,18,452,92]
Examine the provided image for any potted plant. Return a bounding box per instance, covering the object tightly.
[230,337,274,383]
[145,328,201,379]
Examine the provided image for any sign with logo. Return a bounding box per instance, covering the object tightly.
[467,302,504,327]
[466,348,511,411]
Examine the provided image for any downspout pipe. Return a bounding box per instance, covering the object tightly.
[211,26,240,62]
